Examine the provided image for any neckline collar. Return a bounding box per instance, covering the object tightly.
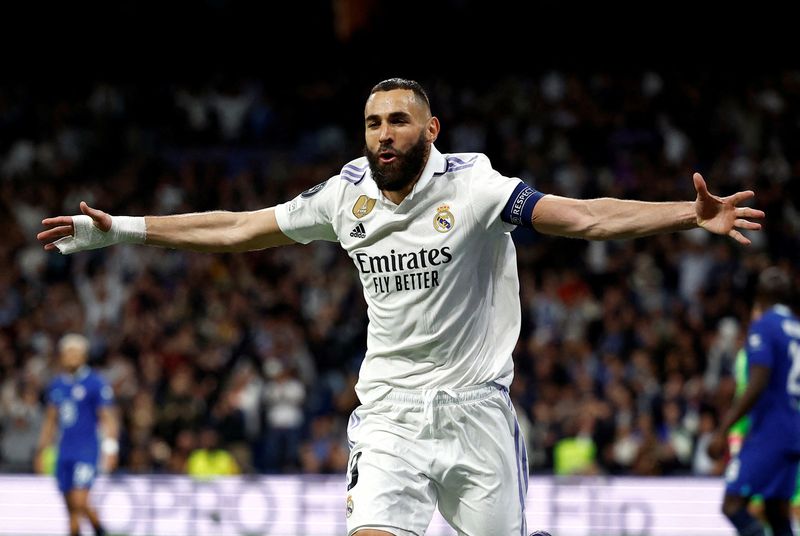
[406,144,446,202]
[64,365,90,383]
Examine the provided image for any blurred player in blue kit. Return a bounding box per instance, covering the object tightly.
[36,334,119,536]
[709,267,800,536]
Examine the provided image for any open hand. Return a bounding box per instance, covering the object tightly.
[37,202,112,251]
[694,173,765,245]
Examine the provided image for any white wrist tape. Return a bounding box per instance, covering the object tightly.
[101,438,119,455]
[54,215,146,255]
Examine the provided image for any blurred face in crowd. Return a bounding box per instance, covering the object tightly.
[364,89,440,192]
[59,335,89,373]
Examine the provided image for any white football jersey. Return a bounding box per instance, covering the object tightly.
[275,145,531,404]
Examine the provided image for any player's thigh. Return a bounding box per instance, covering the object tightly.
[55,459,75,493]
[345,444,437,536]
[71,460,97,489]
[67,488,91,511]
[436,393,527,535]
[347,403,437,536]
[727,444,799,499]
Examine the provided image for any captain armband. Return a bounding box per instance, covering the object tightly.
[500,182,544,228]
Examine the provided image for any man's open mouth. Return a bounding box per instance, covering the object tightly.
[379,151,397,164]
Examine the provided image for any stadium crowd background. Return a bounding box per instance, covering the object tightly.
[0,66,798,479]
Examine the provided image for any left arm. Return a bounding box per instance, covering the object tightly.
[98,406,119,472]
[533,196,696,240]
[532,173,764,244]
[34,405,58,474]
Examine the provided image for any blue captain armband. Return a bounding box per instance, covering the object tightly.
[501,182,544,227]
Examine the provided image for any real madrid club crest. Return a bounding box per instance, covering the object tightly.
[352,195,377,219]
[346,495,354,518]
[433,204,455,233]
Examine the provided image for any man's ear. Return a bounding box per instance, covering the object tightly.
[427,116,440,143]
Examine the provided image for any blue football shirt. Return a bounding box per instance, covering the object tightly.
[46,365,114,461]
[745,304,800,452]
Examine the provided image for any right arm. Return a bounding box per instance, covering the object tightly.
[145,207,295,252]
[707,362,770,459]
[34,405,58,473]
[38,202,295,254]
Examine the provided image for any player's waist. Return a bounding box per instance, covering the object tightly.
[58,437,99,450]
[379,382,506,407]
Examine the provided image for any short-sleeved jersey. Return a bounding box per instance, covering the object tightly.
[46,365,114,461]
[275,146,542,404]
[745,304,800,452]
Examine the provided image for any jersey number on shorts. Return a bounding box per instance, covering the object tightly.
[74,463,95,486]
[786,341,800,397]
[347,451,362,491]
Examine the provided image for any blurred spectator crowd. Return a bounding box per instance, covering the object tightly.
[0,70,798,478]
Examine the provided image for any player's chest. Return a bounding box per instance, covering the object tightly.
[337,188,472,255]
[338,191,483,296]
[53,382,91,405]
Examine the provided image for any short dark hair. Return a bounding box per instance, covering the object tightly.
[755,266,791,308]
[370,78,430,112]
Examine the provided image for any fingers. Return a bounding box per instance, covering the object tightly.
[692,172,708,196]
[728,229,751,245]
[37,225,74,243]
[39,216,76,251]
[693,172,724,202]
[728,216,761,245]
[726,190,756,205]
[80,201,112,232]
[40,204,86,251]
[734,218,762,230]
[80,201,102,223]
[736,206,765,219]
[41,215,74,228]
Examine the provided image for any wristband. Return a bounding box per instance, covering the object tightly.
[101,438,119,456]
[54,215,146,254]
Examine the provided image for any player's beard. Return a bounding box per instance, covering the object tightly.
[365,132,429,192]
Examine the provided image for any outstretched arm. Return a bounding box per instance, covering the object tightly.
[531,173,764,244]
[38,202,295,254]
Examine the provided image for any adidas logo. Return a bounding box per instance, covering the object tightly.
[350,223,366,239]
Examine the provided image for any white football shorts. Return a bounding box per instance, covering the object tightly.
[345,383,528,536]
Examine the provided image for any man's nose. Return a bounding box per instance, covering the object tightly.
[378,124,393,143]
